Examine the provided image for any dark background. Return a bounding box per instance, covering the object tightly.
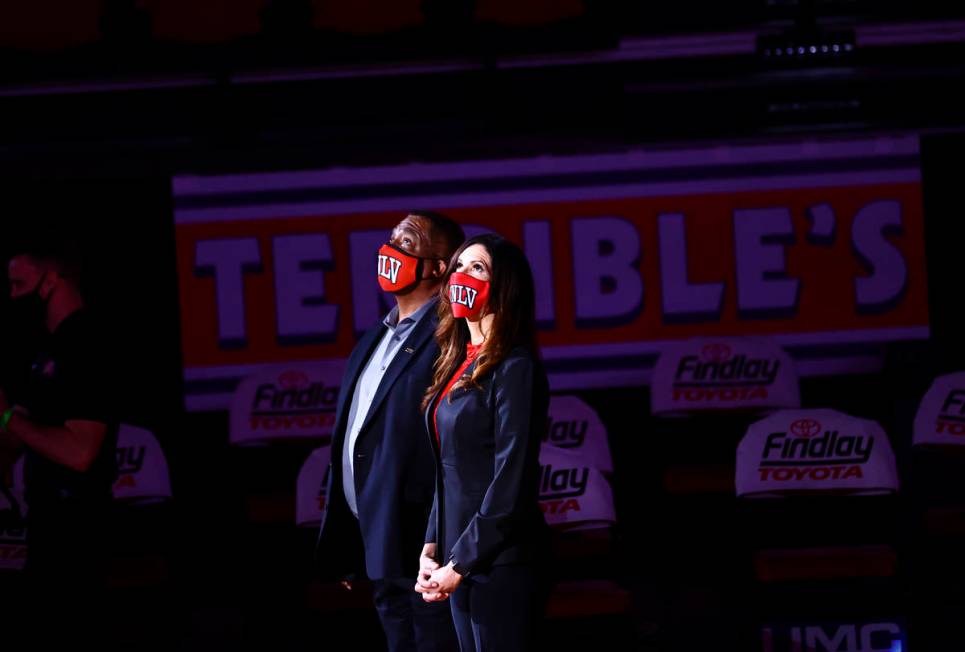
[1,1,965,649]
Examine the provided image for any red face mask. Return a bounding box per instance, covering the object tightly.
[447,272,490,320]
[377,243,433,294]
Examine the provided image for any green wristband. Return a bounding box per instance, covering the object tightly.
[0,408,14,432]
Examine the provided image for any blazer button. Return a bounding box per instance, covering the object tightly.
[356,452,366,458]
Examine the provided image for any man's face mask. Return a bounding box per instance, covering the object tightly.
[447,272,490,320]
[8,275,50,332]
[377,243,438,294]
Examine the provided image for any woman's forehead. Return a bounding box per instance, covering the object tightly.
[459,244,490,263]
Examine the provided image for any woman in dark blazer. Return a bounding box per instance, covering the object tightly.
[414,233,550,652]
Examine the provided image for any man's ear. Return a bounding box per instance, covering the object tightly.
[431,259,448,279]
[37,271,58,301]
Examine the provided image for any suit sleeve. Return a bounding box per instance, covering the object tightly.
[425,486,438,544]
[448,355,535,574]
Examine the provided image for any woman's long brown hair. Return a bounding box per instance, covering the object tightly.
[422,233,539,411]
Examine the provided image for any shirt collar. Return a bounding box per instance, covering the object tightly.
[383,297,437,330]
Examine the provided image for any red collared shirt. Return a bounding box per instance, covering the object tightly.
[432,342,482,446]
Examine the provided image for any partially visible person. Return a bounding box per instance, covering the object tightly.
[415,233,551,652]
[0,238,118,646]
[316,211,463,651]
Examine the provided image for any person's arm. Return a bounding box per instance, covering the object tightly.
[0,344,112,473]
[2,412,106,473]
[424,486,438,547]
[415,541,449,602]
[446,354,536,576]
[415,489,450,600]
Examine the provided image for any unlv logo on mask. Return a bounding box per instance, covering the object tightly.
[378,254,403,284]
[449,284,478,309]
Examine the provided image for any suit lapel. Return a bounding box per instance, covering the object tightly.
[424,387,441,451]
[332,323,386,454]
[357,310,438,437]
[425,356,479,453]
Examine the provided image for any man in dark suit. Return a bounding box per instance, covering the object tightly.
[317,211,463,651]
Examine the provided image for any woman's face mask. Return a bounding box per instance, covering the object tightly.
[447,272,490,320]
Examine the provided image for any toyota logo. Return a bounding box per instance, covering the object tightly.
[701,343,733,362]
[278,370,310,389]
[790,418,822,438]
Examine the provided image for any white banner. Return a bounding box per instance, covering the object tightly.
[914,372,965,448]
[545,395,613,472]
[652,337,800,416]
[736,408,898,498]
[296,445,331,528]
[230,361,344,445]
[538,444,616,530]
[0,526,27,571]
[0,460,26,570]
[112,424,173,504]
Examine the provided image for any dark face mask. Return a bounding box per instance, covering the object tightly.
[8,277,50,334]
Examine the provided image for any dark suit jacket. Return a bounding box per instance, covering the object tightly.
[316,303,440,581]
[425,346,550,576]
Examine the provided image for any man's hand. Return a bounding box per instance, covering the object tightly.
[428,562,462,595]
[420,590,449,602]
[419,543,440,580]
[415,543,449,602]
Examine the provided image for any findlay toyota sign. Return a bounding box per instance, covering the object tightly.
[0,527,27,570]
[544,395,613,472]
[539,398,616,530]
[736,409,898,498]
[112,424,173,504]
[1,468,26,570]
[296,445,331,528]
[230,362,343,445]
[914,371,965,448]
[651,337,799,415]
[174,135,928,411]
[537,444,616,530]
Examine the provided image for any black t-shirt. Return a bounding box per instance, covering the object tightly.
[21,309,118,509]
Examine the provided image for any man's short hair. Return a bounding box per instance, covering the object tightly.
[408,210,465,259]
[8,236,84,285]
